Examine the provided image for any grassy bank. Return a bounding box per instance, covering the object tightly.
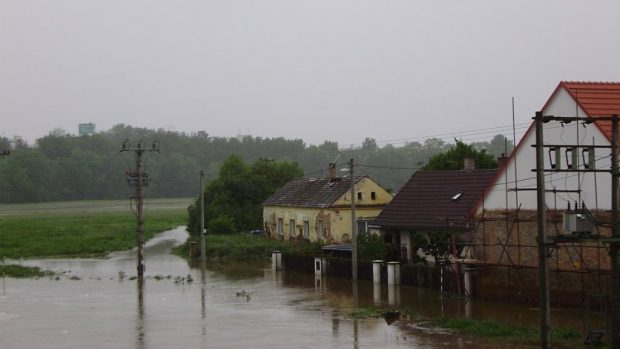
[0,199,190,258]
[433,316,580,343]
[346,307,581,346]
[174,234,322,261]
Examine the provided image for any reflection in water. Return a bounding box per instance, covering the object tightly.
[352,281,359,349]
[0,227,599,349]
[200,260,207,339]
[388,284,401,306]
[200,260,206,320]
[136,276,145,349]
[373,283,381,305]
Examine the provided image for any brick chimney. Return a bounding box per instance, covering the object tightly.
[496,153,509,169]
[328,163,337,181]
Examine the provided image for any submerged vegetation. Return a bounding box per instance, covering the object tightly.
[0,264,55,278]
[345,306,581,345]
[433,316,580,342]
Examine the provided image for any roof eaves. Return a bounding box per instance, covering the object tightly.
[560,81,616,142]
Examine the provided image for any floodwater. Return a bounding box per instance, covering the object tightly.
[0,227,597,348]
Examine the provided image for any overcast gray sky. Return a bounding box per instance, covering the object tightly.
[2,1,620,148]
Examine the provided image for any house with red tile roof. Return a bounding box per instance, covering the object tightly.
[463,81,620,304]
[483,81,620,212]
[371,82,619,304]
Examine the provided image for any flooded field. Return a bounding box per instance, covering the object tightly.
[0,227,598,348]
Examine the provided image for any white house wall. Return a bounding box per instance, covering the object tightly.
[482,88,613,211]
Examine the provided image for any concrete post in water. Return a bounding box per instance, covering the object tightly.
[387,261,400,285]
[372,260,383,284]
[314,257,323,277]
[272,251,282,271]
[463,265,473,297]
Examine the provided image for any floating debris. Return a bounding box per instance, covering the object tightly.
[384,310,401,325]
[235,289,252,302]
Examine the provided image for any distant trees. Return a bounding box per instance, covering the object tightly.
[186,155,303,236]
[423,140,498,171]
[0,124,511,203]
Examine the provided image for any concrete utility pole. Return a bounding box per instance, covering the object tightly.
[611,115,620,348]
[534,112,551,349]
[122,140,159,279]
[349,158,358,281]
[200,170,206,261]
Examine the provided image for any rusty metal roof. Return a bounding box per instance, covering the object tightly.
[263,176,363,208]
[372,170,498,231]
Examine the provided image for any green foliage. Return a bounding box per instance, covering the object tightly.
[0,124,509,203]
[357,233,388,261]
[411,231,454,265]
[174,234,322,260]
[208,215,236,235]
[423,140,497,171]
[187,155,304,236]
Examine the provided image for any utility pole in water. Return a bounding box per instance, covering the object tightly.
[200,170,206,261]
[349,158,357,281]
[122,140,159,279]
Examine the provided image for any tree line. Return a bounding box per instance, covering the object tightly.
[0,125,512,203]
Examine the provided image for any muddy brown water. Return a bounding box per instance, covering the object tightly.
[0,227,601,348]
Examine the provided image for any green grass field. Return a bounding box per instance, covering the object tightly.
[0,198,191,258]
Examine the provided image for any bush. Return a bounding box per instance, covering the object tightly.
[358,233,387,261]
[208,215,236,235]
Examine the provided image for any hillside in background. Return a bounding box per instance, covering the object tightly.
[0,125,511,203]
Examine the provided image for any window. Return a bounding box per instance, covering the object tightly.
[317,219,324,239]
[452,191,464,201]
[371,192,376,200]
[289,219,295,237]
[357,220,368,235]
[357,192,363,200]
[277,218,284,236]
[303,221,310,238]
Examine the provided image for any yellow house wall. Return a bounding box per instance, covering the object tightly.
[263,177,392,243]
[332,177,392,206]
[263,205,387,244]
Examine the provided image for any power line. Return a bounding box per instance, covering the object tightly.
[340,122,531,149]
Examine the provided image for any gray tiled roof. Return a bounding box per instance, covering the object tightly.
[263,176,364,208]
[372,170,497,231]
